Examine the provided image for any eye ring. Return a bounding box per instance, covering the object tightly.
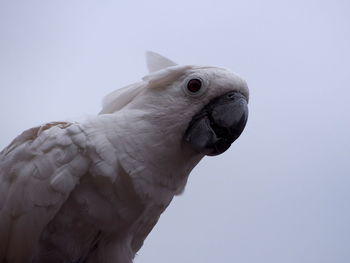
[183,76,208,97]
[187,78,202,93]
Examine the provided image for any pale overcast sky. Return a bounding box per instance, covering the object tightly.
[1,0,349,262]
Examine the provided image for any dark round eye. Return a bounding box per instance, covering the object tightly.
[187,79,202,93]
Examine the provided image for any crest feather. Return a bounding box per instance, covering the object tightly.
[100,52,183,114]
[99,83,145,114]
[146,51,177,73]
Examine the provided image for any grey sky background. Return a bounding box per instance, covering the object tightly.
[1,0,349,262]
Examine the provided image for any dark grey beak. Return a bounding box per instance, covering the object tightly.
[184,91,248,156]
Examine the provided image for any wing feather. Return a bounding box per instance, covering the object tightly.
[0,122,90,262]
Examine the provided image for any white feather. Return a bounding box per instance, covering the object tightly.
[145,51,177,73]
[100,82,145,114]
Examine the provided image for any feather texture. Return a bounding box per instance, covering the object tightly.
[0,122,89,262]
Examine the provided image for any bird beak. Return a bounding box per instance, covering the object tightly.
[184,91,248,156]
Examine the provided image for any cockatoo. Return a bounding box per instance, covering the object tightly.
[0,52,249,263]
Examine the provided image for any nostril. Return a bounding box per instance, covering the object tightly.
[226,91,247,101]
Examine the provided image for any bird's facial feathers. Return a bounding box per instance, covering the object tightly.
[141,63,249,156]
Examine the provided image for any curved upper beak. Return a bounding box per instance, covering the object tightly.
[184,91,248,156]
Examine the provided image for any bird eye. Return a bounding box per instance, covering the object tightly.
[187,79,202,93]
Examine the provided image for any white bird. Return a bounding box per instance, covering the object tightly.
[0,52,249,263]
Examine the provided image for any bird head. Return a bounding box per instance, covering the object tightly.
[100,52,249,157]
